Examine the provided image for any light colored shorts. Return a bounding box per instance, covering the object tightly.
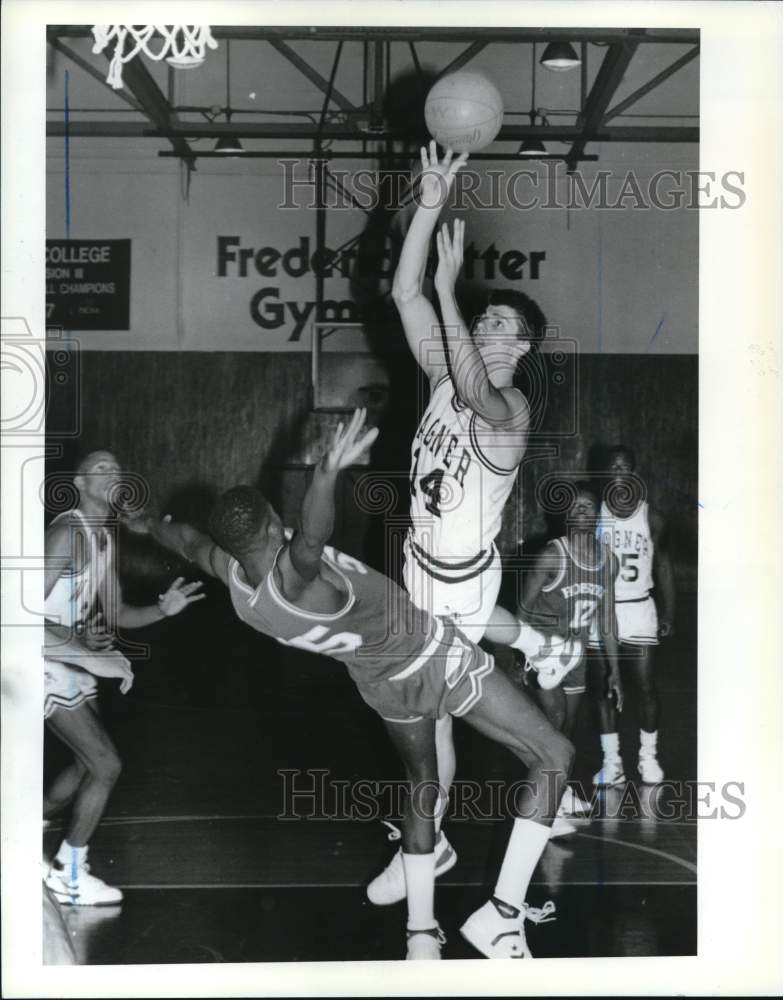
[44,660,98,718]
[403,538,502,643]
[615,595,659,646]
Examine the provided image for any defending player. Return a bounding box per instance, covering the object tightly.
[373,143,560,898]
[521,482,623,815]
[591,446,675,786]
[132,410,573,960]
[43,451,204,905]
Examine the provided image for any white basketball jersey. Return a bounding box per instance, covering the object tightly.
[597,500,654,601]
[44,510,113,627]
[407,373,521,584]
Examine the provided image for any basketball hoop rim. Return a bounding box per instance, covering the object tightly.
[165,55,206,69]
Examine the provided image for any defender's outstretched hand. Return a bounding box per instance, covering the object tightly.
[323,408,379,473]
[417,141,469,210]
[157,577,206,616]
[435,218,465,293]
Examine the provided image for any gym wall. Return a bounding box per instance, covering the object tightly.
[45,64,698,592]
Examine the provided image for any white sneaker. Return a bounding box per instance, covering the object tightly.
[638,753,664,784]
[367,829,457,905]
[526,635,583,690]
[592,755,626,787]
[406,925,445,960]
[560,786,593,816]
[45,861,123,906]
[460,897,555,959]
[549,814,577,839]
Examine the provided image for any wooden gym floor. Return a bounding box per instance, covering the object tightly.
[43,588,697,963]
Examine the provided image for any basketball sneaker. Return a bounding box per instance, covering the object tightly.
[367,829,457,905]
[560,785,593,816]
[548,814,577,839]
[45,859,123,906]
[460,897,556,959]
[406,925,446,960]
[638,753,664,784]
[592,755,626,787]
[526,635,583,691]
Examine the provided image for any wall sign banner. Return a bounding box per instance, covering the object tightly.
[45,239,131,330]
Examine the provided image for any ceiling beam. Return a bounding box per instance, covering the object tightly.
[565,41,639,170]
[47,38,145,113]
[158,150,600,162]
[267,38,357,112]
[47,26,700,44]
[115,55,195,162]
[47,120,698,142]
[603,46,699,122]
[435,40,489,80]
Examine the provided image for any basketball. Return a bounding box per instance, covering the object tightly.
[424,71,504,152]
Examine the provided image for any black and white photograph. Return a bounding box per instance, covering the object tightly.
[2,1,782,996]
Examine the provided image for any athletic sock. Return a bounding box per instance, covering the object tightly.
[600,732,621,758]
[433,792,448,835]
[509,620,547,658]
[403,852,437,931]
[640,729,658,756]
[494,818,551,911]
[54,840,88,879]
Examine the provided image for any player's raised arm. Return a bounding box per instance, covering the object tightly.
[283,409,379,591]
[434,219,529,432]
[392,142,467,381]
[128,512,231,585]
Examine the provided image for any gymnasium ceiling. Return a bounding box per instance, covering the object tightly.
[46,26,699,168]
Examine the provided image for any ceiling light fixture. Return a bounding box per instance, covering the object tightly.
[518,43,547,157]
[540,41,581,71]
[214,131,244,155]
[517,136,547,157]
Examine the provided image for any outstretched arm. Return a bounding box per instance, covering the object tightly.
[128,515,231,587]
[435,217,530,431]
[115,574,206,628]
[278,409,378,599]
[392,143,467,380]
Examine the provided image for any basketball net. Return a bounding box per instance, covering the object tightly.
[91,25,218,90]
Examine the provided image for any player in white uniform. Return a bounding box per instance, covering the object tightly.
[43,450,204,905]
[591,446,675,785]
[369,144,567,903]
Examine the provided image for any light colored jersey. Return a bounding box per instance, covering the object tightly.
[44,510,113,627]
[597,500,654,602]
[407,373,522,588]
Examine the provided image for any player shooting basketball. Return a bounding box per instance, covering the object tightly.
[368,143,579,906]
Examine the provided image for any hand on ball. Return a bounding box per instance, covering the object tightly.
[416,141,468,211]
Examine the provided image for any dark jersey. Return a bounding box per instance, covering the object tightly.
[227,542,484,694]
[527,537,611,640]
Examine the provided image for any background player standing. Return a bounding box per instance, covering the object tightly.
[522,482,623,816]
[591,446,675,786]
[43,450,204,905]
